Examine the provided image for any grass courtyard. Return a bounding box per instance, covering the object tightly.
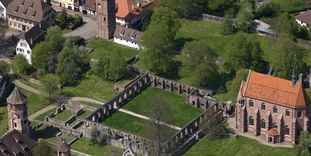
[72,138,123,156]
[123,87,203,127]
[185,136,296,156]
[100,111,177,141]
[54,110,76,121]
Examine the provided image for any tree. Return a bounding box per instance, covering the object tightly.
[145,95,173,156]
[92,52,128,81]
[57,47,90,86]
[224,34,263,72]
[270,38,304,79]
[33,141,54,156]
[140,8,153,31]
[55,9,67,29]
[31,41,52,72]
[207,0,238,16]
[276,13,308,40]
[179,41,219,88]
[88,126,110,145]
[0,61,10,75]
[160,0,197,18]
[295,131,311,156]
[200,108,225,138]
[140,7,180,75]
[46,26,64,54]
[42,74,59,101]
[221,17,237,35]
[12,54,33,77]
[255,2,280,19]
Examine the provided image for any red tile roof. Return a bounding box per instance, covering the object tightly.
[241,71,309,109]
[115,0,132,18]
[296,11,311,25]
[267,128,279,136]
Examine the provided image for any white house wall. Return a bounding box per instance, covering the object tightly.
[114,37,140,49]
[296,19,308,27]
[16,39,32,64]
[0,2,6,19]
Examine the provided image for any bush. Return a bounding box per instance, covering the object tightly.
[55,9,83,30]
[255,2,281,19]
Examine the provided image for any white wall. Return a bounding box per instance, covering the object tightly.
[296,19,308,27]
[16,39,32,64]
[0,2,6,19]
[114,37,140,49]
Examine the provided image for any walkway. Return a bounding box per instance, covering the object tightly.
[28,104,57,121]
[119,108,181,130]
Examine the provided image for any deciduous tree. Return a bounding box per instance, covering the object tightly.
[31,41,52,72]
[0,61,10,75]
[41,74,60,101]
[12,54,33,77]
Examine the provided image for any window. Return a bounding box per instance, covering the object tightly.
[272,122,277,129]
[285,125,290,135]
[285,109,290,116]
[14,123,17,127]
[261,103,265,110]
[249,116,254,126]
[298,111,302,118]
[249,100,254,107]
[27,50,30,54]
[261,119,266,129]
[273,106,277,113]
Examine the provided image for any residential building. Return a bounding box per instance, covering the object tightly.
[74,0,96,16]
[16,23,45,64]
[6,0,55,31]
[115,0,140,26]
[0,0,11,19]
[0,129,37,155]
[97,0,116,39]
[296,11,311,27]
[236,71,310,144]
[51,0,75,10]
[113,26,142,49]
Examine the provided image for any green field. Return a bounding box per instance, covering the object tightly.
[87,38,138,60]
[185,136,296,156]
[55,110,75,121]
[0,105,8,136]
[72,138,123,156]
[272,0,307,12]
[100,111,177,141]
[19,88,50,115]
[123,87,203,127]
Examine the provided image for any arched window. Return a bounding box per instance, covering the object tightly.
[261,119,266,129]
[297,111,302,118]
[273,106,277,113]
[249,116,254,126]
[261,103,265,110]
[285,109,290,116]
[249,100,254,107]
[273,122,278,129]
[285,125,290,135]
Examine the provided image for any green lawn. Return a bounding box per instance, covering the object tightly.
[185,136,296,156]
[100,111,177,141]
[76,110,92,120]
[87,38,138,60]
[272,0,307,12]
[55,110,75,121]
[0,105,8,136]
[72,138,123,156]
[18,88,49,115]
[35,109,55,121]
[123,87,203,127]
[61,75,117,101]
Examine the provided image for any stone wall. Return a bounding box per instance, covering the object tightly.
[202,14,224,23]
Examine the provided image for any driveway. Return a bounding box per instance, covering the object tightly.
[64,16,97,39]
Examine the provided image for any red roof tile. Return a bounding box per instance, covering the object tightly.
[267,128,279,136]
[296,11,311,25]
[242,71,309,109]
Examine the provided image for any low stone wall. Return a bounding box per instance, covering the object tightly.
[202,14,224,23]
[83,120,156,155]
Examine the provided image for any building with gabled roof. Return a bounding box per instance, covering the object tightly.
[115,0,141,26]
[113,26,142,49]
[6,0,55,31]
[0,129,37,156]
[236,70,310,144]
[0,0,12,19]
[296,11,311,27]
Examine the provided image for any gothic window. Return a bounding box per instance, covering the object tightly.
[249,116,254,126]
[285,109,290,116]
[14,123,17,127]
[273,106,277,113]
[249,100,254,107]
[261,103,265,110]
[285,125,290,135]
[261,119,266,129]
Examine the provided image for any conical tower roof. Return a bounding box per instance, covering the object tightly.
[7,87,27,105]
[58,140,71,152]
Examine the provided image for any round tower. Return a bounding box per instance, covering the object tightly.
[58,140,71,156]
[7,87,29,135]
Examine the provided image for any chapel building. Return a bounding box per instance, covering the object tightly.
[236,71,310,144]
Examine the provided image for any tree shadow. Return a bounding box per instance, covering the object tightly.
[174,38,194,52]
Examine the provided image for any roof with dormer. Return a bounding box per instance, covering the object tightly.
[0,129,37,155]
[241,71,309,109]
[7,87,27,105]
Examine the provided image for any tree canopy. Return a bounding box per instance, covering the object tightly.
[179,41,219,88]
[12,55,33,77]
[46,26,65,54]
[140,7,180,75]
[31,41,52,72]
[0,61,10,75]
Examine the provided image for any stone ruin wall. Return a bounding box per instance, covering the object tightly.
[83,120,156,155]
